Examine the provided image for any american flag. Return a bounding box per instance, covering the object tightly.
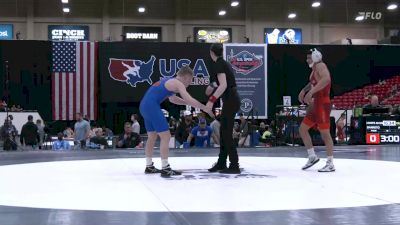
[52,41,98,120]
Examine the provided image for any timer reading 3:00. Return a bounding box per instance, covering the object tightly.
[366,133,400,144]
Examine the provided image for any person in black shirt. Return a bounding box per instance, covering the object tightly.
[117,122,141,148]
[20,115,39,149]
[90,128,109,148]
[206,43,241,174]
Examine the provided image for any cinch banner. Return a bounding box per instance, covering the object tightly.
[99,42,213,103]
[224,44,268,118]
[48,25,89,41]
[0,24,13,40]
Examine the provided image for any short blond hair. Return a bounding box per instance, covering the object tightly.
[177,65,194,77]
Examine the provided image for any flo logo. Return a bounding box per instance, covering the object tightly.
[108,56,156,87]
[227,50,263,75]
[358,12,382,20]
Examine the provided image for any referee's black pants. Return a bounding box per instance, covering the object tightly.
[217,89,240,166]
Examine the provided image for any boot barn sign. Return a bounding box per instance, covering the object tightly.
[48,25,89,41]
[122,26,162,42]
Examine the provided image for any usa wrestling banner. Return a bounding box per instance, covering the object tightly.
[99,42,213,103]
[223,44,268,118]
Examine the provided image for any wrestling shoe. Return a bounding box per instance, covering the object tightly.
[318,162,336,172]
[302,155,320,170]
[144,162,161,174]
[161,165,182,177]
[208,162,227,172]
[219,164,241,174]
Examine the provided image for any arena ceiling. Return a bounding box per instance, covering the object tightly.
[0,0,398,25]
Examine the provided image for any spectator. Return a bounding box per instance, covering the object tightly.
[102,126,114,139]
[131,114,140,134]
[0,99,7,111]
[116,122,141,148]
[364,91,372,100]
[0,119,18,150]
[63,127,74,138]
[365,94,380,108]
[89,126,99,138]
[83,114,90,121]
[16,105,23,112]
[259,125,274,146]
[20,115,39,150]
[175,110,195,147]
[36,119,45,149]
[258,122,267,134]
[52,132,71,150]
[210,115,221,146]
[169,117,177,135]
[74,112,91,149]
[336,114,346,143]
[10,105,17,112]
[90,128,109,149]
[186,118,214,148]
[238,113,249,146]
[232,122,240,147]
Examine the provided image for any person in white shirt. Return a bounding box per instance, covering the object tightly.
[131,114,140,134]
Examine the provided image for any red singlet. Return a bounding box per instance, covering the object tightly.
[303,70,331,130]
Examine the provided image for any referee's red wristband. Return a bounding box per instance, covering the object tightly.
[208,95,217,103]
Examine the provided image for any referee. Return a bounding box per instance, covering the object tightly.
[206,43,241,174]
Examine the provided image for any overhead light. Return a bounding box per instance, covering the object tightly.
[61,0,68,3]
[288,13,296,19]
[138,7,146,13]
[311,1,321,8]
[231,1,239,7]
[219,10,226,16]
[387,3,398,10]
[63,7,70,13]
[355,15,364,21]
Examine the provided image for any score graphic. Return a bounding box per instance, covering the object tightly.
[365,118,400,144]
[366,133,400,144]
[366,133,380,144]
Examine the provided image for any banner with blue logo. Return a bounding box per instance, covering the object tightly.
[0,24,13,40]
[99,42,213,102]
[224,44,268,118]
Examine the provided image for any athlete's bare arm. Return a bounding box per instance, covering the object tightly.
[298,82,312,104]
[165,79,214,117]
[168,95,187,105]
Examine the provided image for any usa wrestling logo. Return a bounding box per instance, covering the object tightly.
[108,55,156,87]
[227,50,263,75]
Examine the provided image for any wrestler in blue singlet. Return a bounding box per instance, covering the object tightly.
[139,78,175,133]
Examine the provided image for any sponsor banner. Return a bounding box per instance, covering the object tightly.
[194,27,232,43]
[123,26,162,42]
[264,28,302,44]
[99,42,213,102]
[48,25,89,41]
[0,24,13,40]
[224,44,267,118]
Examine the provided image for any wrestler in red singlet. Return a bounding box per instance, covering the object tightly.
[302,70,331,130]
[298,48,335,173]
